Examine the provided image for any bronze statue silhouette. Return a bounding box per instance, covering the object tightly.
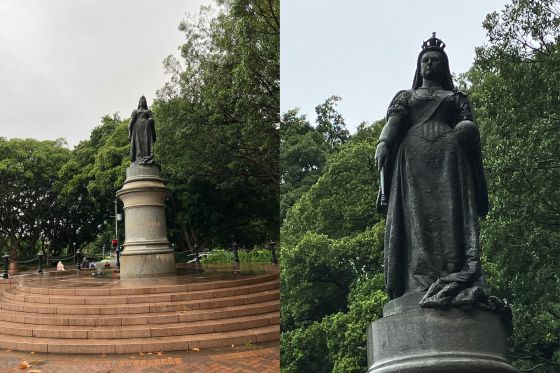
[375,33,501,310]
[129,96,156,165]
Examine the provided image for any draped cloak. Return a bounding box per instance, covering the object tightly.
[377,89,489,303]
[129,108,156,165]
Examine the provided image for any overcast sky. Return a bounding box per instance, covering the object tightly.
[1,1,511,148]
[0,0,211,148]
[281,1,510,131]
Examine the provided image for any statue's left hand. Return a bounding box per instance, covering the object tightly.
[455,120,479,142]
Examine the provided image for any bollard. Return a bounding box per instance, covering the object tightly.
[76,250,83,270]
[37,252,44,274]
[195,244,200,263]
[2,254,10,279]
[232,242,240,264]
[116,245,121,269]
[270,241,277,264]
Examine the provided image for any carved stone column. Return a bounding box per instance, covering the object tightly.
[116,165,175,278]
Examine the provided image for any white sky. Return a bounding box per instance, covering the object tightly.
[281,1,510,131]
[0,1,511,148]
[0,0,211,148]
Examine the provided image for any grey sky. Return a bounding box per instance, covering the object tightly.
[281,1,510,130]
[0,0,211,148]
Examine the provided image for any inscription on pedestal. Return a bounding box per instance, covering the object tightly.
[123,205,167,242]
[127,220,161,234]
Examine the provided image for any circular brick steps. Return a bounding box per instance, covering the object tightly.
[0,266,280,354]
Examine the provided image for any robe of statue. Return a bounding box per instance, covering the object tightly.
[129,108,156,165]
[377,88,489,306]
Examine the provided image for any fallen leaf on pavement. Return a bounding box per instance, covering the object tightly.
[19,361,30,369]
[155,351,164,356]
[192,347,200,352]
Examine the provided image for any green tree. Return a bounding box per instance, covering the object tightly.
[280,123,387,372]
[282,123,381,244]
[280,227,386,373]
[315,95,350,150]
[279,100,370,223]
[154,0,279,248]
[281,322,331,373]
[56,114,128,255]
[465,0,560,370]
[280,109,328,220]
[0,138,71,259]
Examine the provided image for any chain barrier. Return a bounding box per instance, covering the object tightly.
[15,257,39,264]
[48,254,76,262]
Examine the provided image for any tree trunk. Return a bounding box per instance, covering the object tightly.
[178,222,193,252]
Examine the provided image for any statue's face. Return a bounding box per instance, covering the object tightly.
[420,51,444,80]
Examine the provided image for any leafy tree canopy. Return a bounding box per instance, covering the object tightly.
[280,123,387,372]
[154,0,280,248]
[280,97,352,222]
[0,138,70,258]
[466,0,560,369]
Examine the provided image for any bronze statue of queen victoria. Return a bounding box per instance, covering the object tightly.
[375,33,501,310]
[129,95,156,166]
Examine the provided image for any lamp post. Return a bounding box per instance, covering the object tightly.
[114,199,120,241]
[2,253,9,279]
[37,252,44,274]
[110,200,122,258]
[73,242,77,264]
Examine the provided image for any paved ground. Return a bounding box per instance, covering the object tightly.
[0,342,279,372]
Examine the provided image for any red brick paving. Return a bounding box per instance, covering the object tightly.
[0,342,279,372]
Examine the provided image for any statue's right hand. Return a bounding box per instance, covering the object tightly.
[375,142,389,171]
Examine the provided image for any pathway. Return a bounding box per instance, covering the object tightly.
[0,342,279,372]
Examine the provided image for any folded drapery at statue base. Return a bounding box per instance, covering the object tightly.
[418,278,507,311]
[366,294,518,373]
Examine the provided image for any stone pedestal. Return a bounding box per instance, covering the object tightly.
[367,294,517,373]
[116,165,176,278]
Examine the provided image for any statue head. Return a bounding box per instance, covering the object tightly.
[412,33,454,90]
[138,95,148,110]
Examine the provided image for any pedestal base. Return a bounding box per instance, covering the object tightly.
[367,306,517,373]
[117,164,176,279]
[119,252,176,278]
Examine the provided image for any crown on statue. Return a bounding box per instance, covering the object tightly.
[140,95,147,102]
[422,32,446,51]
